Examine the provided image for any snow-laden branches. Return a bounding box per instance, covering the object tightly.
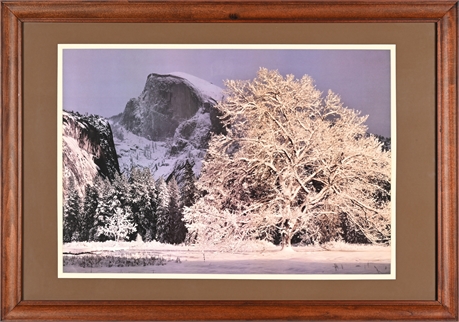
[184,68,391,250]
[99,208,137,243]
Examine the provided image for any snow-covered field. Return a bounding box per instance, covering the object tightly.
[62,241,391,276]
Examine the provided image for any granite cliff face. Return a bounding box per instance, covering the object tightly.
[110,72,224,181]
[118,73,223,141]
[63,111,120,196]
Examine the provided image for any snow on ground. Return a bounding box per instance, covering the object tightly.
[62,241,391,275]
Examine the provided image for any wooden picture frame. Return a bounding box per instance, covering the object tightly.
[1,1,457,320]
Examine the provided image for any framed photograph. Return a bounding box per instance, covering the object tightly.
[58,44,395,280]
[2,1,457,321]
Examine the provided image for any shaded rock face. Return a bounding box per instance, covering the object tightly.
[111,72,224,180]
[63,111,120,196]
[121,74,205,141]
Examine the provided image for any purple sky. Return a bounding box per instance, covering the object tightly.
[63,48,391,137]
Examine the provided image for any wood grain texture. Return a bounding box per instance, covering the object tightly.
[1,3,22,320]
[2,1,458,22]
[436,4,458,317]
[2,300,457,320]
[1,0,458,321]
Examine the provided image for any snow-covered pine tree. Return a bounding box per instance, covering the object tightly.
[184,68,391,250]
[168,177,186,244]
[63,177,81,243]
[93,176,114,241]
[112,172,131,209]
[129,166,157,241]
[155,177,171,243]
[99,207,137,243]
[80,181,99,241]
[181,160,198,208]
[146,171,158,241]
[94,173,133,241]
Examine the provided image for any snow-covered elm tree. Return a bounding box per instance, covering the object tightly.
[184,68,391,250]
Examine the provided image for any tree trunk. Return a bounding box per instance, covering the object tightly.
[280,231,292,250]
[280,213,294,250]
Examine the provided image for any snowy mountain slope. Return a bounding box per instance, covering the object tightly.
[63,111,120,196]
[110,72,224,181]
[169,72,223,101]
